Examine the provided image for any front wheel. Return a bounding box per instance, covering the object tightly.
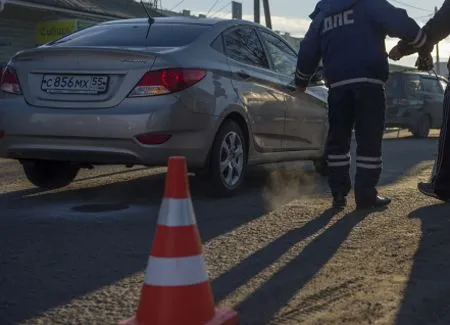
[207,120,247,197]
[22,160,79,190]
[411,115,431,138]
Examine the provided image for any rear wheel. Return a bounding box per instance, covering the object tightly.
[411,115,431,138]
[22,160,79,190]
[206,120,247,197]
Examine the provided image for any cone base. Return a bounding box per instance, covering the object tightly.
[119,308,238,325]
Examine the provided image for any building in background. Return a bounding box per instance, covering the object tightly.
[0,0,166,66]
[277,32,302,51]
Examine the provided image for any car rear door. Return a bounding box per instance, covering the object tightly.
[257,28,327,151]
[222,26,286,152]
[420,76,445,128]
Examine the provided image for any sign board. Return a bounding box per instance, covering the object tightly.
[35,19,78,45]
[231,1,242,20]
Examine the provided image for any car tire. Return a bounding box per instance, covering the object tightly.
[411,115,431,138]
[313,155,328,177]
[207,119,247,197]
[22,160,79,190]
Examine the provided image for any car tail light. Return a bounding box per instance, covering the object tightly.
[135,133,171,145]
[128,68,207,97]
[0,66,22,95]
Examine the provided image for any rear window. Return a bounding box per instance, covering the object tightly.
[48,23,210,47]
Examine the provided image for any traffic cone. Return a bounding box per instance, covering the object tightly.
[119,156,239,325]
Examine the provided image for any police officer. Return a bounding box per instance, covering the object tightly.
[295,0,429,209]
[389,0,450,202]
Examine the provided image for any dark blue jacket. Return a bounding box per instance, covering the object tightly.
[295,0,426,89]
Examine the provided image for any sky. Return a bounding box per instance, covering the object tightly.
[156,0,449,67]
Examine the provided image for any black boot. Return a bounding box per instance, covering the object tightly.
[332,193,347,209]
[356,195,391,210]
[418,182,450,202]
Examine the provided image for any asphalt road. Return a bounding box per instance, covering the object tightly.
[1,130,450,325]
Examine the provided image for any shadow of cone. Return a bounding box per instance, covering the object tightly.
[119,156,239,325]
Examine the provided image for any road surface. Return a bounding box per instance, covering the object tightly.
[1,130,450,325]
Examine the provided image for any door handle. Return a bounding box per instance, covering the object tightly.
[236,71,251,80]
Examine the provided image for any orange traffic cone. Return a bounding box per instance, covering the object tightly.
[119,156,239,325]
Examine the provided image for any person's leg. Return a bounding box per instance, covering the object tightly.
[419,84,450,200]
[353,83,390,208]
[326,87,355,207]
[432,85,450,195]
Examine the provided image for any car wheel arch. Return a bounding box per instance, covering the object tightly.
[202,109,253,171]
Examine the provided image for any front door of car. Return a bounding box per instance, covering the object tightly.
[223,26,286,152]
[257,29,328,151]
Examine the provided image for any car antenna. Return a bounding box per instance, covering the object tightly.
[140,0,154,38]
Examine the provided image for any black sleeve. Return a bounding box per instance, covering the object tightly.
[395,0,450,57]
[422,0,450,44]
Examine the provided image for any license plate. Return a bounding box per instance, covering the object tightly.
[41,74,109,94]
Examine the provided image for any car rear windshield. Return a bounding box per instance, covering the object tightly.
[48,23,210,47]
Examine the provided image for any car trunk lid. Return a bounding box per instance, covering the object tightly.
[12,46,178,109]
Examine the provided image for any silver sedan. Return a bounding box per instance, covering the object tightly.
[0,17,329,196]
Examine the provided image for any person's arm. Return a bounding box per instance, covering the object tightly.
[295,18,322,90]
[390,0,450,60]
[366,0,425,46]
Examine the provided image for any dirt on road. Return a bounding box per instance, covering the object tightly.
[1,136,450,325]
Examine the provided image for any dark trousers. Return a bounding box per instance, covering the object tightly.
[326,83,386,204]
[431,84,450,195]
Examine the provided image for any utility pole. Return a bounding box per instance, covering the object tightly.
[262,0,272,29]
[254,0,271,29]
[254,0,260,24]
[435,6,440,75]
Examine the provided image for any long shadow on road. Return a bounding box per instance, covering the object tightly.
[215,209,372,325]
[395,203,450,325]
[212,208,338,302]
[0,172,272,325]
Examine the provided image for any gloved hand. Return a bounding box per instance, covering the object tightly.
[415,53,434,71]
[389,41,417,61]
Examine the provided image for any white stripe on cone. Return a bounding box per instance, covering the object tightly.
[157,198,196,226]
[144,255,209,286]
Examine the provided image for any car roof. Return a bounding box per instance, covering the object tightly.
[101,16,267,29]
[391,70,446,79]
[103,17,227,26]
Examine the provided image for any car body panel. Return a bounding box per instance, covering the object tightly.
[0,17,329,170]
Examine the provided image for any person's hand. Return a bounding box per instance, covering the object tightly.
[388,45,403,61]
[415,53,434,71]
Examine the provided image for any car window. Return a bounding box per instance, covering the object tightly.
[223,27,269,69]
[210,34,224,53]
[405,75,423,97]
[259,30,297,76]
[421,77,443,94]
[47,23,210,47]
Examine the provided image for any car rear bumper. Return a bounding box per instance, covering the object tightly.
[0,134,209,167]
[0,96,216,168]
